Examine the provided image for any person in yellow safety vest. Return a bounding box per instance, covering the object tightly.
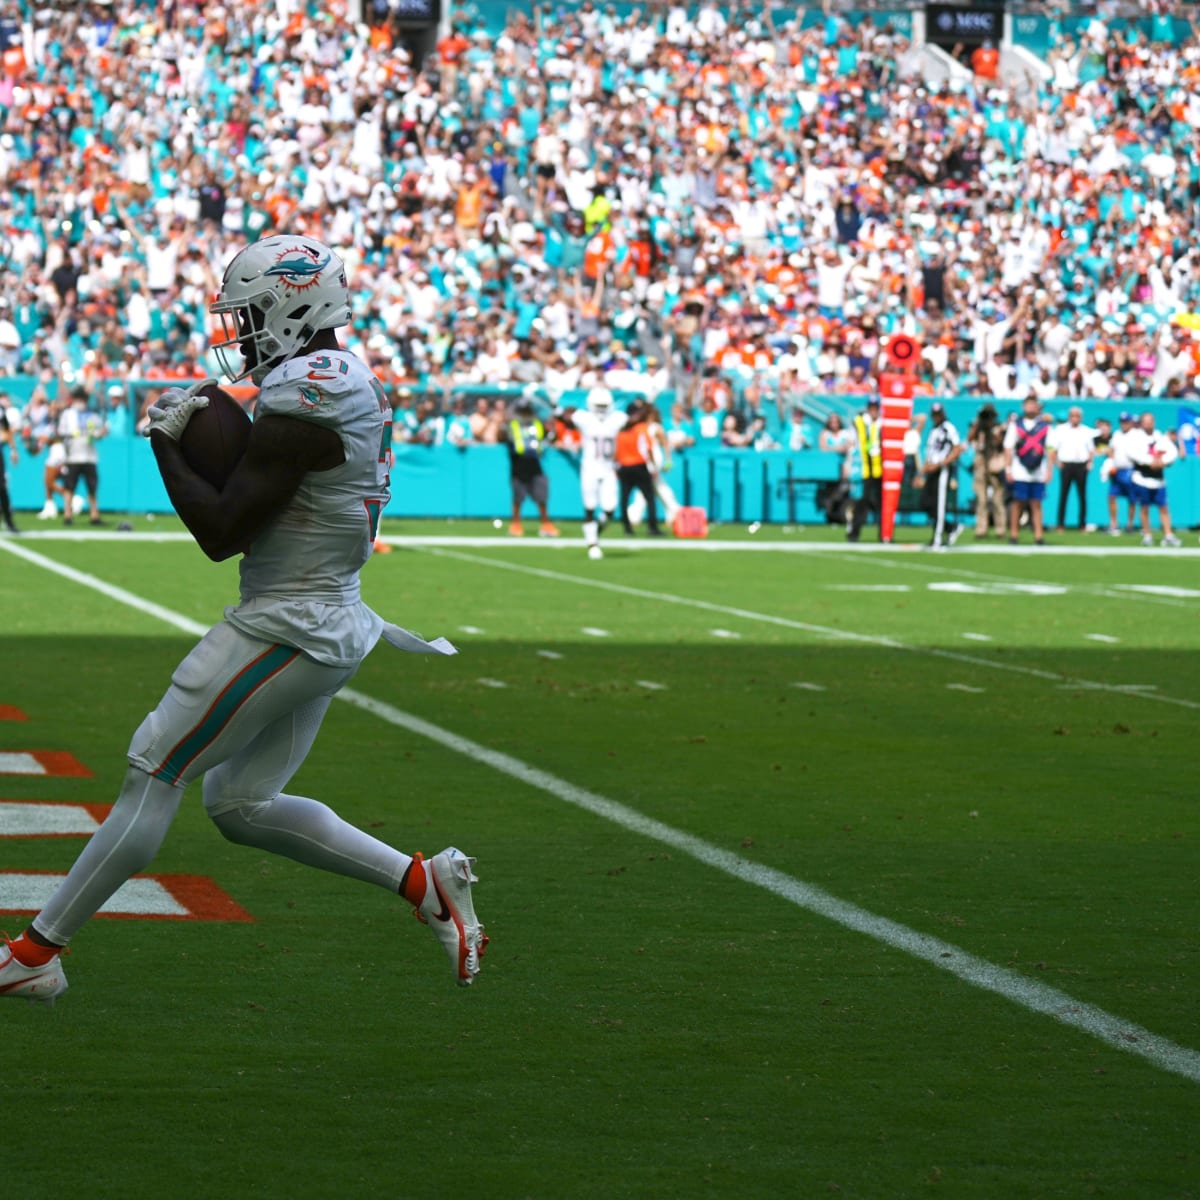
[504,400,560,537]
[847,396,884,541]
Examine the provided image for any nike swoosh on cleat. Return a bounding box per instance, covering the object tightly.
[0,972,50,994]
[430,878,454,924]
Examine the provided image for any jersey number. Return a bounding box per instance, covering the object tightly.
[308,355,350,381]
[594,437,615,460]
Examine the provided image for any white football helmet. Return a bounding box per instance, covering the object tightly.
[210,235,351,383]
[586,386,614,414]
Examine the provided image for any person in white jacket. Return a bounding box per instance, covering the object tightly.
[1126,411,1181,547]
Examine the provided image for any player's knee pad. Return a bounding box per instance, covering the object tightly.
[201,764,268,822]
[208,799,272,845]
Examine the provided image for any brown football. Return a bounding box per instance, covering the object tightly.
[179,383,253,490]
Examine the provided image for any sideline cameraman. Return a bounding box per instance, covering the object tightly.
[966,402,1007,538]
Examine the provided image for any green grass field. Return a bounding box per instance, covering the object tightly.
[2,521,1198,1199]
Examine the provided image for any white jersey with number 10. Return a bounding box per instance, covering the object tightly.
[570,408,627,475]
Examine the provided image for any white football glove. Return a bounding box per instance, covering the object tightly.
[144,378,218,441]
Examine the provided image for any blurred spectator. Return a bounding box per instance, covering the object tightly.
[1049,407,1096,533]
[1103,412,1139,535]
[0,400,17,533]
[58,386,107,526]
[819,412,855,481]
[1128,411,1182,546]
[1004,396,1053,546]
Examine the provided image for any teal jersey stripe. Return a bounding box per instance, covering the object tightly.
[155,645,298,784]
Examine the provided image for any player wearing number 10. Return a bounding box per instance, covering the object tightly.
[0,236,486,1003]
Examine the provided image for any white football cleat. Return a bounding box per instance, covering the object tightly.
[38,501,58,520]
[413,847,487,986]
[1161,533,1182,547]
[588,545,604,561]
[0,937,68,1004]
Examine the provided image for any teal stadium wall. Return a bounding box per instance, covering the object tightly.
[7,392,1200,527]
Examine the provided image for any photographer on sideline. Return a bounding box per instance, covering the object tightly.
[966,402,1007,539]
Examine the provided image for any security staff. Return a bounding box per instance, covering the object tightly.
[847,396,883,541]
[504,400,559,538]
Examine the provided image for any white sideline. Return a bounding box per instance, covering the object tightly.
[426,548,1200,712]
[9,528,1200,557]
[3,537,1199,1082]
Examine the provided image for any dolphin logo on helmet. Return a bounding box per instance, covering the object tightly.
[210,236,351,384]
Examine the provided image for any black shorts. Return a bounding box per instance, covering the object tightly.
[512,473,548,505]
[535,163,556,180]
[63,462,99,494]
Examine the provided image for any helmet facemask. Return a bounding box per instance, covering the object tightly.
[210,236,351,384]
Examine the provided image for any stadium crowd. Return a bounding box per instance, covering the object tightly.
[3,0,1200,459]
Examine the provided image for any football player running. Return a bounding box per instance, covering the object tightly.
[0,236,486,1003]
[564,385,626,559]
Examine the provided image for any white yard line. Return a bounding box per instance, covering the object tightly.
[13,529,1200,558]
[425,548,1200,712]
[2,536,1198,1083]
[829,551,1200,611]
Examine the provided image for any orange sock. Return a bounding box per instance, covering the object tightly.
[400,853,427,906]
[10,931,61,967]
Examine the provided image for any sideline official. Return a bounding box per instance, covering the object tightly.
[1050,406,1095,532]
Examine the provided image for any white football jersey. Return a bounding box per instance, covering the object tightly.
[226,349,392,666]
[570,408,626,473]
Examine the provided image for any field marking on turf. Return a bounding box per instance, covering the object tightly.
[1084,633,1121,644]
[458,625,485,635]
[961,632,993,641]
[581,626,611,638]
[4,541,1200,1085]
[422,548,1200,712]
[830,553,1200,612]
[536,649,564,660]
[1114,584,1200,599]
[635,680,668,691]
[827,584,912,592]
[927,581,1068,596]
[791,682,826,691]
[476,678,509,689]
[0,750,92,777]
[0,800,112,837]
[710,628,742,639]
[0,872,253,922]
[946,684,987,694]
[1057,682,1157,695]
[18,529,1200,559]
